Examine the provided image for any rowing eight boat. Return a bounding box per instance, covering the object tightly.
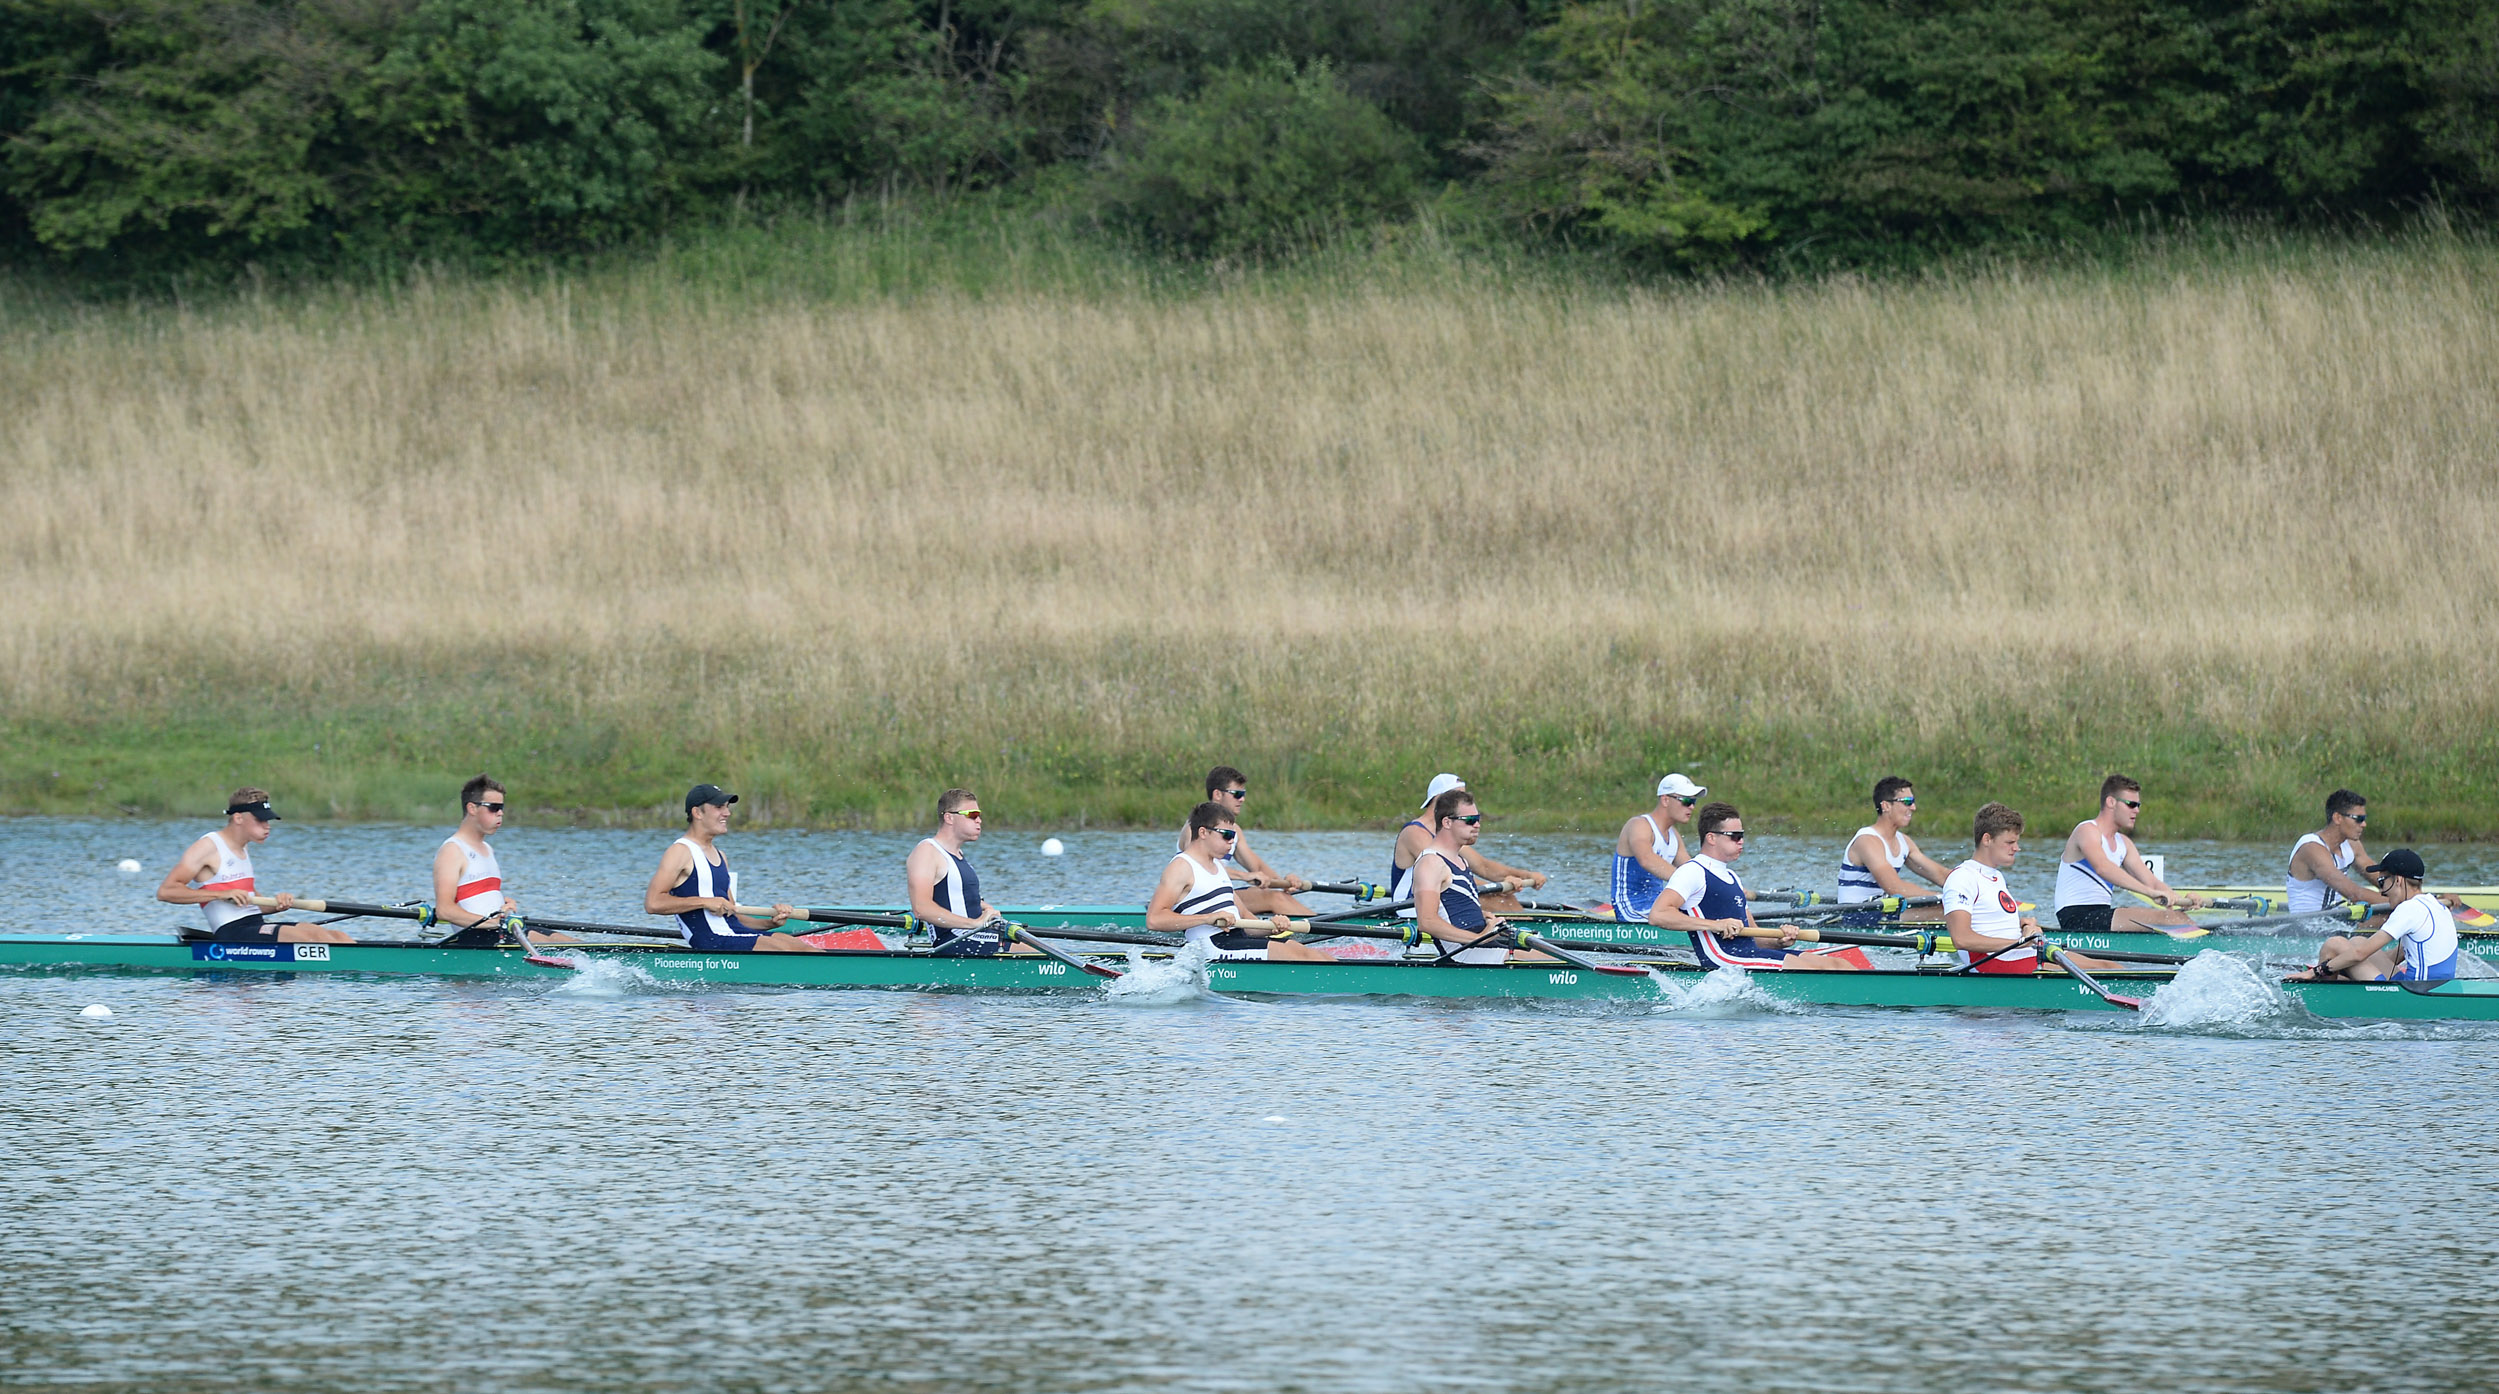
[8,932,2496,1022]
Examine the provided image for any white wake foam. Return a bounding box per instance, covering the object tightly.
[543,954,665,997]
[1646,964,1795,1014]
[2135,951,2290,1029]
[1101,940,1213,1005]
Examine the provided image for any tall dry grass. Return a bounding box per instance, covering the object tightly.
[5,228,2496,830]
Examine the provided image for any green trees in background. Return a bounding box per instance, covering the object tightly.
[3,0,2492,275]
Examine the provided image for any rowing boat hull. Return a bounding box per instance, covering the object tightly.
[908,905,2491,963]
[8,934,2497,1021]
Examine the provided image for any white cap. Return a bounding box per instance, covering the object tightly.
[1421,773,1467,808]
[1657,773,1706,799]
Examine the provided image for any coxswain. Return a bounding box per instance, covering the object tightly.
[1946,803,2124,974]
[1836,775,1953,925]
[1648,802,1861,970]
[1411,789,1513,964]
[1608,774,1701,923]
[428,775,570,946]
[2053,775,2202,935]
[908,788,1004,956]
[643,784,807,951]
[2286,789,2387,915]
[1190,766,1316,917]
[156,788,353,944]
[1388,773,1547,914]
[1149,802,1335,961]
[2297,849,2458,982]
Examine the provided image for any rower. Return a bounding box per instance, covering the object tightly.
[1648,802,1859,971]
[1609,774,1701,923]
[429,775,570,947]
[155,788,353,944]
[2286,789,2387,916]
[1148,802,1335,961]
[2052,775,2203,936]
[1411,790,1511,964]
[643,784,807,952]
[2299,849,2458,983]
[1388,773,1548,915]
[1191,766,1316,917]
[1836,775,1952,926]
[908,788,1004,956]
[1946,802,2124,974]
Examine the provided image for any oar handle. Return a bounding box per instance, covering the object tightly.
[246,894,428,921]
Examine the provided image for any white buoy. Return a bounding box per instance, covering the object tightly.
[116,858,142,874]
[80,1004,113,1020]
[1040,838,1065,857]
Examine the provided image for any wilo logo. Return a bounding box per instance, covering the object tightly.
[1548,971,1579,985]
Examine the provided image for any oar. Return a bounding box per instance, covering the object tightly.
[1001,923,1122,978]
[2042,943,2144,1010]
[1771,926,2192,967]
[2170,902,2377,934]
[1754,895,1940,923]
[1300,880,1388,901]
[501,914,683,940]
[1258,916,1645,975]
[1506,929,1654,977]
[244,893,427,924]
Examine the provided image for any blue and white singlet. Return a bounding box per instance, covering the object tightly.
[1420,848,1504,965]
[670,836,754,951]
[1610,814,1682,922]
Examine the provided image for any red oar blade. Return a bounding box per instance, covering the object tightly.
[1081,961,1122,979]
[526,953,579,970]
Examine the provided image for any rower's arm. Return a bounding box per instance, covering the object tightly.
[1229,838,1298,891]
[154,839,221,906]
[431,841,488,928]
[1461,846,1546,890]
[2082,838,2171,903]
[1900,839,1953,890]
[1627,820,1679,881]
[643,845,711,917]
[1145,861,1223,934]
[1413,858,1491,946]
[2300,845,2389,907]
[906,843,989,931]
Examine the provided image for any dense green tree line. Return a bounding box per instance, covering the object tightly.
[3,0,2492,274]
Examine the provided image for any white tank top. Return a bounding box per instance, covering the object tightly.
[1169,851,1239,945]
[1837,826,1906,905]
[2285,832,2355,913]
[1638,814,1683,864]
[2054,824,2132,909]
[1422,848,1504,965]
[187,831,256,932]
[443,835,504,916]
[673,836,737,943]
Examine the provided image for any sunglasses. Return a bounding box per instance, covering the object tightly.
[1713,829,1747,842]
[2118,799,2142,810]
[1674,796,1698,807]
[1455,814,1483,825]
[1887,796,1916,807]
[1220,788,1248,798]
[478,802,505,814]
[953,809,983,821]
[2347,812,2368,824]
[1213,827,1238,841]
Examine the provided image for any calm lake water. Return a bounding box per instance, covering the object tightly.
[9,816,2499,1392]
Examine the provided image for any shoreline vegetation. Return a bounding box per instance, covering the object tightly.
[6,218,2497,840]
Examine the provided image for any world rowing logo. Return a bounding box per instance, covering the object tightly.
[1997,890,2019,914]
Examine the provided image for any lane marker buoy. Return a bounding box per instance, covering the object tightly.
[1041,838,1065,857]
[80,1004,113,1020]
[117,859,142,874]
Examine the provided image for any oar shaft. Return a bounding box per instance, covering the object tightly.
[1004,924,1122,978]
[1779,926,2189,965]
[246,894,423,920]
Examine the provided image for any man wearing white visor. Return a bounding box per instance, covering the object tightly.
[1386,773,1548,915]
[1609,774,1701,922]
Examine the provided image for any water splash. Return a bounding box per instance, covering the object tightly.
[1101,940,1212,1005]
[543,953,665,997]
[1646,965,1797,1014]
[2136,951,2289,1029]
